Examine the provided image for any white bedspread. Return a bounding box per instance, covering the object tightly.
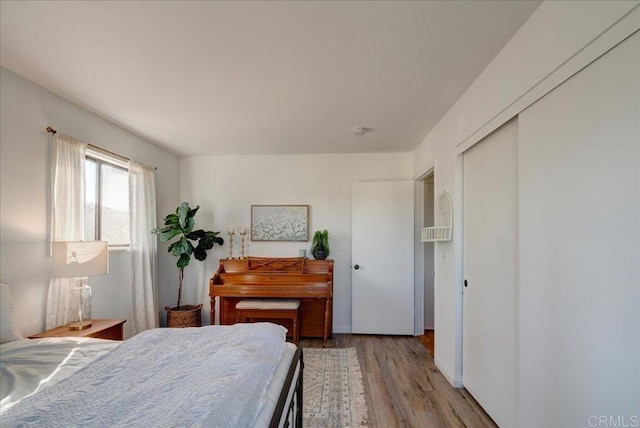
[2,323,287,427]
[1,337,119,413]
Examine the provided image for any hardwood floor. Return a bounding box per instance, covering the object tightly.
[300,334,496,428]
[417,329,435,357]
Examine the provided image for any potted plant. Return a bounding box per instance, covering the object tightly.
[152,202,224,327]
[311,229,330,260]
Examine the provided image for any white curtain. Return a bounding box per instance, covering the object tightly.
[46,133,86,329]
[129,160,159,334]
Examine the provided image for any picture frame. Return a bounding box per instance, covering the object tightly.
[251,205,309,241]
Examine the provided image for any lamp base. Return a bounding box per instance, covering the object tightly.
[69,321,92,330]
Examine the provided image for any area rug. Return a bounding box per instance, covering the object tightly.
[303,347,369,427]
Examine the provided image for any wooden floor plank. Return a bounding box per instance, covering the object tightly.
[418,329,435,356]
[300,334,497,428]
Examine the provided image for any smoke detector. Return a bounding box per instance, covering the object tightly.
[352,127,368,135]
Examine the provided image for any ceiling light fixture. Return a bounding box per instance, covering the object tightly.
[352,127,368,135]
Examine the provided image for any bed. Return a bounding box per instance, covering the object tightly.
[0,322,303,427]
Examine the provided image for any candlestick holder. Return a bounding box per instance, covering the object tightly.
[239,230,247,259]
[227,230,235,259]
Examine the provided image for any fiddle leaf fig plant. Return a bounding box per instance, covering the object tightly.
[152,202,224,309]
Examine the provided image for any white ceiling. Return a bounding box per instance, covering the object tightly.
[1,1,541,157]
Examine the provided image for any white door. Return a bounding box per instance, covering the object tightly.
[352,181,414,335]
[463,119,518,428]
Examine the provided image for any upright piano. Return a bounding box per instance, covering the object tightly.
[210,257,333,345]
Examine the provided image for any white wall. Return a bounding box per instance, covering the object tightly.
[0,67,180,338]
[412,0,639,388]
[179,153,413,331]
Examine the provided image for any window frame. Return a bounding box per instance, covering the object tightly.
[85,148,129,249]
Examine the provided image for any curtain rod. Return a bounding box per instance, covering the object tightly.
[46,126,157,170]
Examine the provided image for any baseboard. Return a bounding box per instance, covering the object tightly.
[434,357,464,388]
[333,324,350,334]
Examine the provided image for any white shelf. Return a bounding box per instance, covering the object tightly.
[421,226,452,242]
[422,191,453,242]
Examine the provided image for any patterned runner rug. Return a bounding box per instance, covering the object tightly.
[303,347,369,427]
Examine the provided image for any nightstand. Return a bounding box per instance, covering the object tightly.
[29,319,126,341]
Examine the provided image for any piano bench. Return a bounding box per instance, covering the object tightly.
[236,299,301,345]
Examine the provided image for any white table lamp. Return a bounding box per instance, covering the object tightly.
[52,241,109,330]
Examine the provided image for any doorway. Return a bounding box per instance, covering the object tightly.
[423,174,435,355]
[416,172,435,356]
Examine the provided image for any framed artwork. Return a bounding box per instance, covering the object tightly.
[251,205,309,241]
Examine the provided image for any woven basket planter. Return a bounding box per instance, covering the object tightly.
[165,304,202,328]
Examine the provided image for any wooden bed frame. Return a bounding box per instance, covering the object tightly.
[269,346,304,428]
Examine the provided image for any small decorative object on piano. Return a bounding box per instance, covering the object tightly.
[239,228,247,259]
[227,228,235,259]
[152,202,224,327]
[311,230,330,260]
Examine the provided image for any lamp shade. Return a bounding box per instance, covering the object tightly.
[51,241,109,278]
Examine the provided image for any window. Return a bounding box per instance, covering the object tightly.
[85,150,129,247]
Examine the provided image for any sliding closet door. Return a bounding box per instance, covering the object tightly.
[462,118,518,428]
[518,32,639,428]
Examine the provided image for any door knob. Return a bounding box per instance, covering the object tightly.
[353,264,360,270]
[464,279,468,287]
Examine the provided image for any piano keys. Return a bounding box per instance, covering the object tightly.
[210,257,333,345]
